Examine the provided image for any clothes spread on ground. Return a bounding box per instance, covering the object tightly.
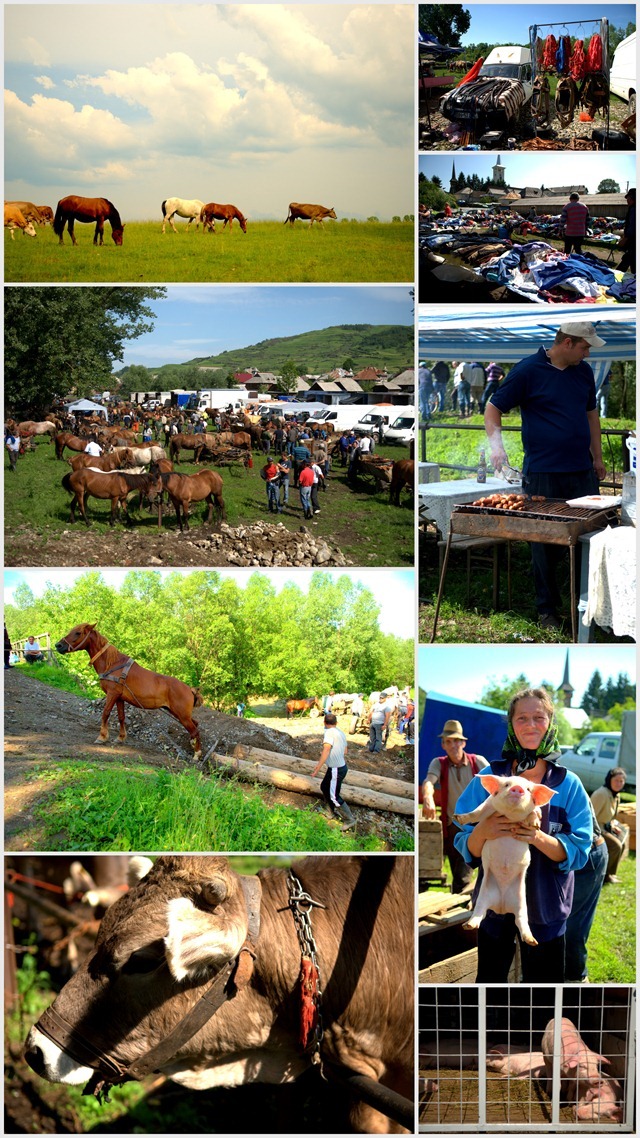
[440,78,527,125]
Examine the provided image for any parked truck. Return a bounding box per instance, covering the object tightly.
[196,389,251,412]
[439,45,533,133]
[559,710,636,793]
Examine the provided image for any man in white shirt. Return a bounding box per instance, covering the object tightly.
[84,437,103,457]
[312,713,355,830]
[367,695,392,754]
[24,636,45,663]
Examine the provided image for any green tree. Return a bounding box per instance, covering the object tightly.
[117,364,154,397]
[588,699,636,732]
[431,175,443,188]
[367,216,380,222]
[392,215,402,222]
[342,357,356,371]
[5,287,165,416]
[581,670,605,717]
[597,179,621,193]
[419,4,471,46]
[276,359,299,395]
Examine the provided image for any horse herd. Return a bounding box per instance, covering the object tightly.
[5,195,338,245]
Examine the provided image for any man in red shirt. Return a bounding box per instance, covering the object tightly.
[560,192,589,255]
[263,458,280,513]
[298,460,315,519]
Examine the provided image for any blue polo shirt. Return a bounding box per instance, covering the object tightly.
[489,347,596,475]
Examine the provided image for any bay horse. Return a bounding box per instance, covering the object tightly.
[286,696,322,719]
[61,468,163,526]
[54,432,90,460]
[55,623,203,759]
[161,197,204,234]
[389,459,414,507]
[216,430,252,450]
[53,196,124,245]
[68,448,137,472]
[158,468,226,531]
[200,202,248,233]
[169,433,203,463]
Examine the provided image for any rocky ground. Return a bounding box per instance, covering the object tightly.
[4,669,414,850]
[5,520,352,568]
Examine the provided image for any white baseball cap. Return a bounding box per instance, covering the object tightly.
[558,321,606,348]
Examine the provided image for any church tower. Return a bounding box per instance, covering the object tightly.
[450,160,457,192]
[558,651,575,708]
[492,155,506,185]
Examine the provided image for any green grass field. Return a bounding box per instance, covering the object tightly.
[5,219,414,283]
[4,437,414,566]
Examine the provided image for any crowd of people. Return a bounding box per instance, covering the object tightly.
[421,693,631,983]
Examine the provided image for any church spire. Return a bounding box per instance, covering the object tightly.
[558,650,575,707]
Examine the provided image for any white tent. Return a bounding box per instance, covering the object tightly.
[64,398,108,419]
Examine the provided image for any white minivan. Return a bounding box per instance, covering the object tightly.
[382,410,416,446]
[610,32,636,114]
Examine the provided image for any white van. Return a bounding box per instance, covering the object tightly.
[382,410,416,446]
[307,405,370,432]
[610,32,636,114]
[354,406,400,436]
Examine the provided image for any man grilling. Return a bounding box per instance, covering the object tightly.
[484,321,606,630]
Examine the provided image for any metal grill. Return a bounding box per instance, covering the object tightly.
[455,498,617,523]
[419,987,636,1132]
[450,499,617,545]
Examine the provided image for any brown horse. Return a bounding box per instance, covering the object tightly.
[61,468,163,526]
[55,623,203,758]
[389,459,414,507]
[158,468,226,531]
[216,430,252,450]
[53,196,125,246]
[54,432,90,460]
[68,448,137,472]
[169,434,204,463]
[201,202,248,233]
[17,420,57,436]
[286,696,322,719]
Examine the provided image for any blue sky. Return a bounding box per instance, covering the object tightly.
[4,4,414,220]
[456,5,634,46]
[4,568,416,640]
[419,645,636,706]
[112,285,413,367]
[419,153,635,196]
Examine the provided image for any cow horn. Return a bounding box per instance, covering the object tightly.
[201,879,228,907]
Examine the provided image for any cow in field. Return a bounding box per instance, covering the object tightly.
[5,200,45,226]
[24,854,414,1133]
[284,202,337,226]
[37,206,55,225]
[4,204,37,239]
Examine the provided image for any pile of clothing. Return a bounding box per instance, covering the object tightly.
[471,241,635,303]
[440,78,527,127]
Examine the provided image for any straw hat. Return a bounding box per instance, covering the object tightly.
[439,719,467,741]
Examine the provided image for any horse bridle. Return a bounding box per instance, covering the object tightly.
[57,628,109,668]
[35,875,262,1102]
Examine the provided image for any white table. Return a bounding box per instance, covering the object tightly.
[419,462,440,485]
[418,477,523,538]
[580,525,636,641]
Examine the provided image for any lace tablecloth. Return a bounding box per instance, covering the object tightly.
[418,477,522,539]
[582,526,636,639]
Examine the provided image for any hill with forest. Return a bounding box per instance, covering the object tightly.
[149,324,413,380]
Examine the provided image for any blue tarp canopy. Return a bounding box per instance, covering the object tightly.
[420,691,508,784]
[418,306,636,362]
[418,31,463,58]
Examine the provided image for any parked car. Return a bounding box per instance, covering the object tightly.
[560,712,636,793]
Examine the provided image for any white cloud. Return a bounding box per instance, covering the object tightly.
[34,75,56,90]
[18,35,51,67]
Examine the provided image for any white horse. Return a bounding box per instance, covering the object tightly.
[161,197,205,234]
[128,445,167,464]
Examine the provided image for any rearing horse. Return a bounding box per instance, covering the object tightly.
[55,623,203,759]
[53,196,124,245]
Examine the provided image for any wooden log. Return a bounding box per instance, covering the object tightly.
[232,743,414,799]
[210,753,414,815]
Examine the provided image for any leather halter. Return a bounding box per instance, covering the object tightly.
[58,627,109,668]
[35,875,262,1101]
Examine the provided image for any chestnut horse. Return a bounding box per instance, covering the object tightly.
[68,448,137,472]
[61,468,163,526]
[201,202,248,233]
[55,623,203,758]
[54,432,91,460]
[158,468,226,531]
[53,196,124,245]
[286,696,322,719]
[389,459,414,507]
[168,434,205,463]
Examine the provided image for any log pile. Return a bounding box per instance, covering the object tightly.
[203,742,414,815]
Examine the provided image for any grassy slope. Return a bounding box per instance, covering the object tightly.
[4,438,414,566]
[5,220,414,283]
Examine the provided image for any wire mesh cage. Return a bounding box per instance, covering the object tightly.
[419,985,635,1131]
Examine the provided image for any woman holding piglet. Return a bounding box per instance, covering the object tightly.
[453,687,592,983]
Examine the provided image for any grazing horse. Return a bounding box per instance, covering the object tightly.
[286,696,322,719]
[55,622,203,759]
[200,203,248,233]
[54,432,90,460]
[53,196,124,246]
[161,197,204,234]
[159,468,226,531]
[389,459,414,507]
[61,468,163,526]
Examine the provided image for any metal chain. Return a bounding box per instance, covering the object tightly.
[287,871,326,1070]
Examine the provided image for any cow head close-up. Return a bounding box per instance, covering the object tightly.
[24,856,255,1090]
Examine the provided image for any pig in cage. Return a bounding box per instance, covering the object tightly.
[419,985,635,1132]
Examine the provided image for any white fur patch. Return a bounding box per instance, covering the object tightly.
[128,856,154,885]
[164,896,244,981]
[25,1027,94,1085]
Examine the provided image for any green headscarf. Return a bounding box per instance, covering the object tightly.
[502,719,560,774]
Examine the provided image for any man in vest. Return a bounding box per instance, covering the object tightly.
[421,719,489,894]
[560,192,589,256]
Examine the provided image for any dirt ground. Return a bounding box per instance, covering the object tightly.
[4,669,414,850]
[419,1064,578,1126]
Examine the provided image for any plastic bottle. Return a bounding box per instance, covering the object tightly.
[477,448,487,484]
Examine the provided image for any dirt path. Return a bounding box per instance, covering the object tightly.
[4,670,414,849]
